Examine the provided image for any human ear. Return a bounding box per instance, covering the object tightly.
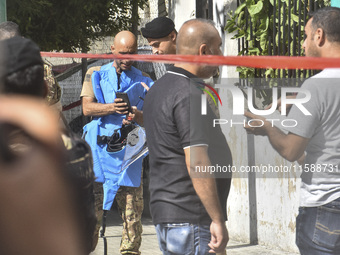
[315,28,326,47]
[170,31,177,42]
[199,44,208,55]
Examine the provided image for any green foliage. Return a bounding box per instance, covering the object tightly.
[225,0,330,79]
[7,0,148,51]
[226,0,330,108]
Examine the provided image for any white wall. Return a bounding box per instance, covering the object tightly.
[213,1,300,252]
[218,85,300,253]
[172,0,196,31]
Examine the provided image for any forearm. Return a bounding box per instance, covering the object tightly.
[185,147,228,253]
[192,177,225,223]
[185,147,225,223]
[245,111,308,162]
[82,101,115,117]
[263,123,305,162]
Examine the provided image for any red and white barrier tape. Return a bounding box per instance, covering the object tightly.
[41,52,340,70]
[43,52,339,111]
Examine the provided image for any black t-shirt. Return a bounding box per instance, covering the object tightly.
[143,66,232,225]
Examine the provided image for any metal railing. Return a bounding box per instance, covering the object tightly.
[237,0,327,79]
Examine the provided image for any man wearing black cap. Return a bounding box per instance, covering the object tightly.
[1,36,97,255]
[141,17,177,80]
[0,21,62,111]
[1,36,46,97]
[0,36,89,255]
[141,16,177,55]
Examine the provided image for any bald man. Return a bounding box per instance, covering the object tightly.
[144,19,232,255]
[81,31,153,254]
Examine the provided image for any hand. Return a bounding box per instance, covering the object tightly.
[297,153,305,165]
[244,111,268,136]
[140,82,150,91]
[113,98,128,115]
[265,95,296,114]
[122,106,137,125]
[208,221,229,253]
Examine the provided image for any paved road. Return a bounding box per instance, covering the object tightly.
[90,209,298,255]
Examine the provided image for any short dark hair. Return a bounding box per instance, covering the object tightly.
[310,7,340,43]
[4,65,45,98]
[0,21,21,40]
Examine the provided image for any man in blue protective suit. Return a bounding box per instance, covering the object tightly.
[81,31,153,254]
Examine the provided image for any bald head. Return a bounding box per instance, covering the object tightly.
[111,31,137,74]
[112,31,137,54]
[175,19,222,78]
[176,19,221,55]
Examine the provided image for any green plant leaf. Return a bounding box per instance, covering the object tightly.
[238,11,245,26]
[249,40,254,48]
[260,32,267,50]
[246,0,255,6]
[235,31,246,39]
[236,66,244,72]
[265,16,270,31]
[255,29,263,37]
[248,47,261,55]
[248,1,264,16]
[228,26,240,34]
[235,2,246,15]
[225,20,235,30]
[265,69,273,78]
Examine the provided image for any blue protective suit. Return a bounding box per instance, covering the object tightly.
[83,62,153,210]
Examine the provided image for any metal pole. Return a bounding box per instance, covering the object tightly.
[247,132,258,245]
[196,0,205,18]
[0,0,6,23]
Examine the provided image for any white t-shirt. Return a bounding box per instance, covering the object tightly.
[285,68,340,207]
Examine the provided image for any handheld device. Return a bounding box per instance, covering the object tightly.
[115,92,132,113]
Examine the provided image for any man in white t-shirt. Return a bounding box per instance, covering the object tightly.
[245,7,340,254]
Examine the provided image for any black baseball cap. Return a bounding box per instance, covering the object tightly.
[141,17,175,39]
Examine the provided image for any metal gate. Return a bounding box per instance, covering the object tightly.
[235,0,328,79]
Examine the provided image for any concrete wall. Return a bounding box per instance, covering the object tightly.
[220,92,300,252]
[213,0,300,253]
[220,93,300,252]
[171,0,196,32]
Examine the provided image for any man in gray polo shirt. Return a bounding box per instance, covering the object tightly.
[245,7,340,254]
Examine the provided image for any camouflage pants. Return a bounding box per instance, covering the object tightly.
[116,181,143,255]
[92,179,143,255]
[91,182,104,251]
